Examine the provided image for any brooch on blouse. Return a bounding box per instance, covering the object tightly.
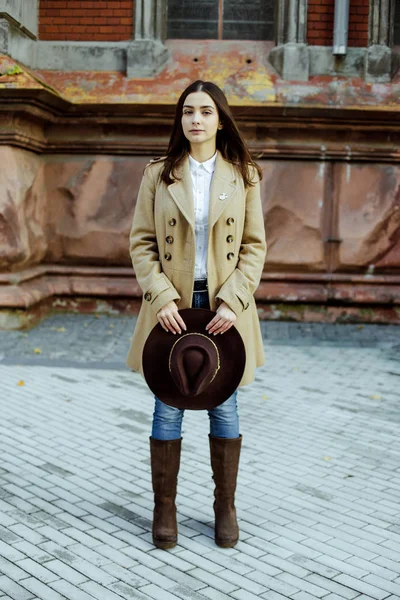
[219,193,228,201]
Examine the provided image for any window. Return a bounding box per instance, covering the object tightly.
[167,0,275,41]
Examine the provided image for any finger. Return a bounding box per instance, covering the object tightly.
[165,314,181,334]
[209,318,227,335]
[160,316,173,333]
[160,313,177,333]
[206,316,222,331]
[219,321,233,334]
[175,312,187,331]
[159,319,169,333]
[207,317,224,334]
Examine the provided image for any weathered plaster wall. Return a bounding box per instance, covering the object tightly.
[42,155,143,266]
[3,152,396,277]
[1,147,400,320]
[335,163,400,270]
[0,147,46,271]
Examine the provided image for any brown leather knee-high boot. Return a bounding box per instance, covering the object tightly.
[150,437,181,550]
[209,434,242,548]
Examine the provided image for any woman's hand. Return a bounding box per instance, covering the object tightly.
[206,302,237,335]
[157,301,187,334]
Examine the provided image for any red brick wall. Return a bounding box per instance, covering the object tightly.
[307,0,369,47]
[39,0,134,41]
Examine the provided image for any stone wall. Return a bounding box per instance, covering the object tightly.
[0,147,46,272]
[1,91,400,323]
[1,150,400,299]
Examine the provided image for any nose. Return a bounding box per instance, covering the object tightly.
[191,112,200,125]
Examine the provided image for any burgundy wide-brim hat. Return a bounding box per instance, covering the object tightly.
[143,309,246,410]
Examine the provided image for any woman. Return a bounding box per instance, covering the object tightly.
[127,80,266,549]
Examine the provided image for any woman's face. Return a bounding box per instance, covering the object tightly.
[181,91,220,149]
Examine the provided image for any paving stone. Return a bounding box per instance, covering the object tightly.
[0,576,35,600]
[0,319,399,600]
[333,574,391,599]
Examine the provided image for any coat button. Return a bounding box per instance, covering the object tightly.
[227,235,234,243]
[227,252,235,261]
[168,218,176,226]
[227,217,235,225]
[164,253,172,261]
[144,292,152,301]
[166,236,174,244]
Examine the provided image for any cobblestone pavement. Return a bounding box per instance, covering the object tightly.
[0,315,399,600]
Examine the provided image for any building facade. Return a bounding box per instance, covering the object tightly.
[1,0,400,326]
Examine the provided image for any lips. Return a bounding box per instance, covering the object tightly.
[190,130,204,133]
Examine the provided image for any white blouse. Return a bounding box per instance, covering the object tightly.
[188,152,217,280]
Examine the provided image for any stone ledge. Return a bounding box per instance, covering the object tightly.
[1,297,400,331]
[2,95,400,161]
[2,266,400,311]
[269,44,400,82]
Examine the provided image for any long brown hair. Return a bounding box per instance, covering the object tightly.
[160,80,262,187]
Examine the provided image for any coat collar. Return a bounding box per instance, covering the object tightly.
[167,151,237,231]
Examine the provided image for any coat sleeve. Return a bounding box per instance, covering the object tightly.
[129,165,181,315]
[215,172,266,316]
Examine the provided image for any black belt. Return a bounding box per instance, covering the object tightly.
[193,279,208,292]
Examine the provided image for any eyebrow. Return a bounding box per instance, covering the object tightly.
[183,105,215,109]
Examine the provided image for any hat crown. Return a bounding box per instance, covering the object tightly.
[169,333,219,397]
[143,308,246,410]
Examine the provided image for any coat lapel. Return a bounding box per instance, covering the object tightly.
[167,152,237,231]
[167,157,195,230]
[208,152,237,231]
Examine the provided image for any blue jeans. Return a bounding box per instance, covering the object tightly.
[151,290,240,441]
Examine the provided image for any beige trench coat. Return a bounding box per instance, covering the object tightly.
[126,151,267,386]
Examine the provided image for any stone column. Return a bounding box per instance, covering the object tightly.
[127,0,169,78]
[0,0,38,39]
[365,0,397,82]
[270,0,309,81]
[0,0,38,65]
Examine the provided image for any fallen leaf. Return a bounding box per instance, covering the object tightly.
[370,394,381,400]
[262,394,269,400]
[357,325,364,330]
[109,324,114,329]
[56,327,66,333]
[33,348,42,354]
[323,456,332,461]
[17,380,25,386]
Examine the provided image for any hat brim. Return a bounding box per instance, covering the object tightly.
[143,309,246,410]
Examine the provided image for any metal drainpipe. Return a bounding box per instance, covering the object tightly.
[333,0,350,55]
